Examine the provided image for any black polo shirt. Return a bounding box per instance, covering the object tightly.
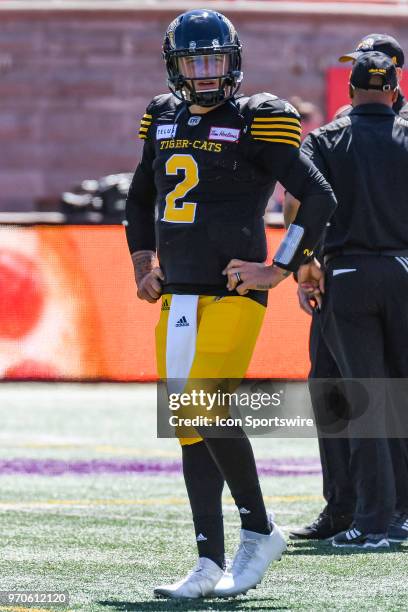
[302,103,408,256]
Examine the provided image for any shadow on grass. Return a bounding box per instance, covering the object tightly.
[287,540,408,556]
[98,597,289,611]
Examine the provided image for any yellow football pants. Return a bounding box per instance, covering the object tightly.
[156,294,266,445]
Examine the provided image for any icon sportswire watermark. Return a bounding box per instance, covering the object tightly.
[157,378,408,439]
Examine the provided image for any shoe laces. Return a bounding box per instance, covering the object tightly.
[231,537,259,574]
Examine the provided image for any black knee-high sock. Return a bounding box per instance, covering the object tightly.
[182,441,225,569]
[202,429,271,535]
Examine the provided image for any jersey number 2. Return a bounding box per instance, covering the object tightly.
[162,154,199,223]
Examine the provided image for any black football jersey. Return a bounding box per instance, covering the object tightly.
[301,104,408,255]
[126,92,332,298]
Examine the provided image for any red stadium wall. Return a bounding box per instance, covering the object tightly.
[2,6,408,211]
[327,67,408,119]
[0,226,311,381]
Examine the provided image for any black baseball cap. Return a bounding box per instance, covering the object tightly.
[350,51,398,91]
[339,33,404,68]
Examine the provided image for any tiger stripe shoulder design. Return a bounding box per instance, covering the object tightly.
[138,113,152,140]
[246,94,302,148]
[137,93,181,141]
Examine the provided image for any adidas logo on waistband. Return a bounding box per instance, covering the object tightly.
[161,298,170,311]
[175,316,189,327]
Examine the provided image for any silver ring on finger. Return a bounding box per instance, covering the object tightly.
[235,272,241,283]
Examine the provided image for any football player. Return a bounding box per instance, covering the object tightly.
[125,9,336,599]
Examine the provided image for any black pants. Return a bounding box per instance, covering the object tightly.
[310,310,408,518]
[308,311,355,517]
[320,255,408,532]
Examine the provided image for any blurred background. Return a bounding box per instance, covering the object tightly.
[1,0,408,214]
[0,0,407,381]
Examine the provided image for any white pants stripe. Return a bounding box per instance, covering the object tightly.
[166,295,199,394]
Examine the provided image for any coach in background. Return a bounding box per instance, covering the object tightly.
[288,52,408,548]
[338,33,408,119]
[289,34,408,544]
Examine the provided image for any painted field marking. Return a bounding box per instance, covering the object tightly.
[0,443,318,461]
[0,494,322,511]
[0,444,180,458]
[0,608,73,612]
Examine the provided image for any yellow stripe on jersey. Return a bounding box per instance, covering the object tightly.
[252,116,301,125]
[138,113,153,139]
[250,116,301,146]
[251,123,301,133]
[253,137,300,147]
[251,130,301,141]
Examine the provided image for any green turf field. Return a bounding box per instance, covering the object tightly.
[0,383,406,612]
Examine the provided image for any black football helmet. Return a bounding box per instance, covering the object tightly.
[163,9,242,107]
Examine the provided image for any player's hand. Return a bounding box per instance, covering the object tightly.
[297,285,316,315]
[297,261,325,309]
[136,267,164,303]
[223,260,290,295]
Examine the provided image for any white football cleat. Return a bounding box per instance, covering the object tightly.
[154,557,224,599]
[213,519,287,598]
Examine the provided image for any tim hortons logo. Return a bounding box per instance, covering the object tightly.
[209,126,240,142]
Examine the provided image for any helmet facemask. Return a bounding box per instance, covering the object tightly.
[166,46,242,107]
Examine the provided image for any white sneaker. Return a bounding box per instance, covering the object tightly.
[154,557,224,599]
[213,519,287,598]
